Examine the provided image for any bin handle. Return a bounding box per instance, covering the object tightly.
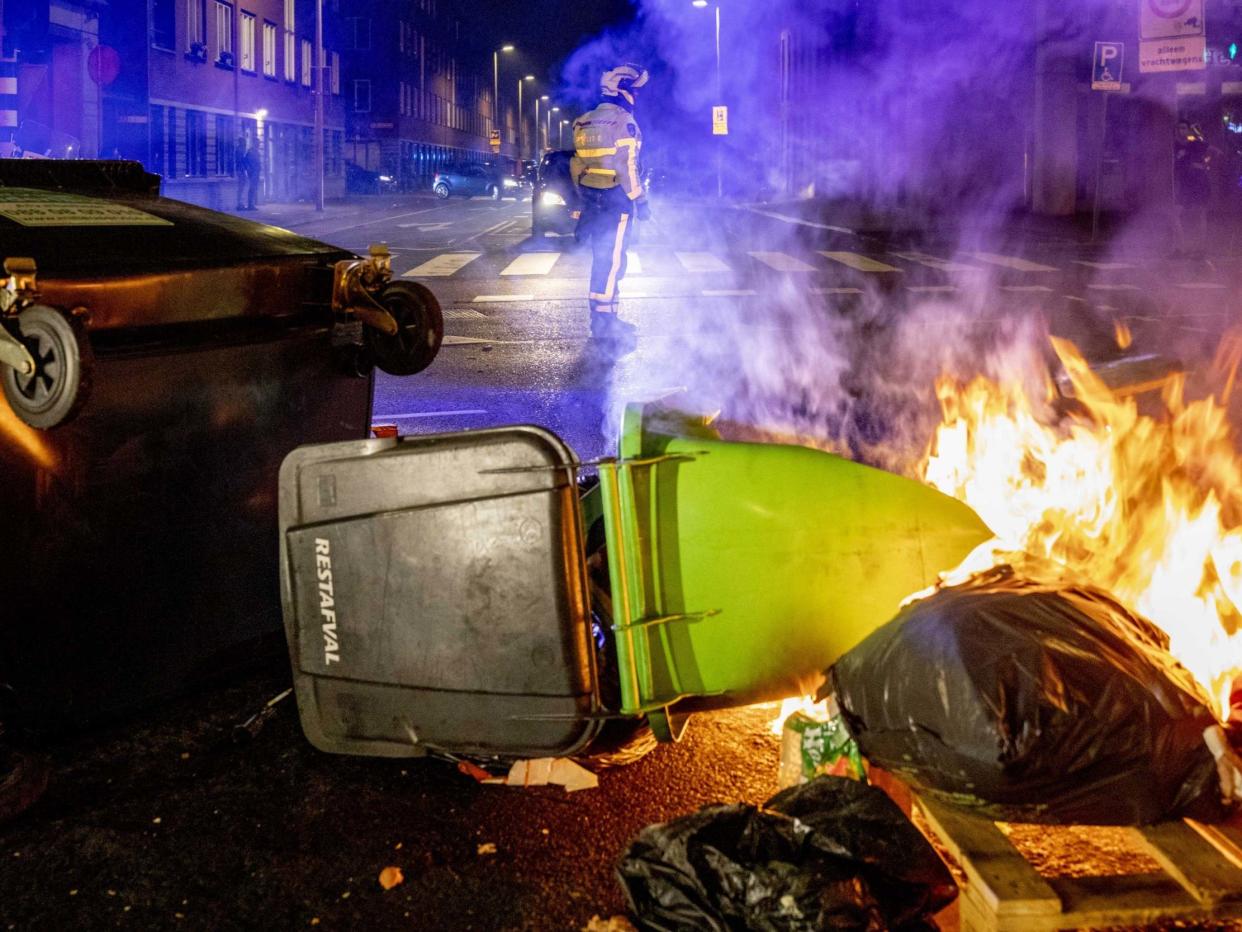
[611,609,721,633]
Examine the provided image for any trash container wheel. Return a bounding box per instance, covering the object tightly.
[366,281,444,377]
[1,305,93,429]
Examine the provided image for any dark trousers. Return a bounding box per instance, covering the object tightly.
[577,186,633,313]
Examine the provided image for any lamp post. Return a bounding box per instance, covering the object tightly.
[547,106,559,152]
[693,0,723,198]
[536,95,548,153]
[559,118,569,149]
[492,45,513,142]
[314,0,324,210]
[518,75,534,160]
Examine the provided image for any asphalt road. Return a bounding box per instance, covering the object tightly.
[3,192,1240,931]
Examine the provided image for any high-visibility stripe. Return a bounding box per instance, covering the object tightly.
[578,147,618,157]
[617,137,641,196]
[585,168,616,176]
[602,213,630,301]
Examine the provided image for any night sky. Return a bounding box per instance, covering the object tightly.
[469,0,637,80]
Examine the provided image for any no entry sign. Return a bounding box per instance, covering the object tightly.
[1141,0,1203,40]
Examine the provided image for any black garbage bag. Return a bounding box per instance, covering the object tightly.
[616,776,957,931]
[826,564,1232,825]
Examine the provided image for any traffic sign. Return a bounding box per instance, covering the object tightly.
[1141,0,1203,41]
[712,105,728,136]
[87,45,121,87]
[1092,42,1125,90]
[1140,36,1207,72]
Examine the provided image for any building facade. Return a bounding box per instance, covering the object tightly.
[339,0,514,192]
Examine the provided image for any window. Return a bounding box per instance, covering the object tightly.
[330,51,339,94]
[239,12,255,71]
[152,0,175,49]
[186,0,206,49]
[301,39,311,86]
[149,105,168,176]
[262,21,276,76]
[283,0,295,80]
[348,18,370,51]
[215,115,235,174]
[186,110,207,176]
[215,2,233,62]
[353,79,370,113]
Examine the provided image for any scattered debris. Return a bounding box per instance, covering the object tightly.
[582,916,637,932]
[618,777,956,931]
[483,758,598,793]
[456,760,494,783]
[778,696,866,788]
[476,842,497,856]
[829,565,1236,825]
[378,866,404,890]
[231,688,294,744]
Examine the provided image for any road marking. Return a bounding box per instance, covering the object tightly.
[907,285,959,293]
[403,252,482,277]
[744,207,855,235]
[444,309,487,320]
[1177,282,1227,290]
[473,294,535,303]
[819,252,899,273]
[1074,260,1135,270]
[971,252,1058,272]
[501,253,562,276]
[892,252,980,273]
[676,251,731,273]
[703,289,757,297]
[812,287,864,295]
[749,251,818,272]
[397,221,453,231]
[1087,283,1139,291]
[627,251,643,274]
[1002,285,1054,293]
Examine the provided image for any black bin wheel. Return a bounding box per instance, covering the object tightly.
[1,305,93,429]
[366,281,444,377]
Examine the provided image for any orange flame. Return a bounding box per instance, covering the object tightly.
[1114,319,1133,350]
[0,397,58,472]
[922,334,1242,720]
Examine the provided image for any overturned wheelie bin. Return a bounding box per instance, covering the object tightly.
[279,402,992,759]
[0,159,443,734]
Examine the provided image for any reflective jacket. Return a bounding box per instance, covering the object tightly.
[571,101,644,201]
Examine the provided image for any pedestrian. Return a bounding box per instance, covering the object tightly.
[243,138,262,210]
[571,63,651,349]
[235,137,250,211]
[1174,120,1213,257]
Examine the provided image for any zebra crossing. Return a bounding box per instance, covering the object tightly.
[398,246,1228,303]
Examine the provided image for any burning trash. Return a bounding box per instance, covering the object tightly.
[827,564,1238,825]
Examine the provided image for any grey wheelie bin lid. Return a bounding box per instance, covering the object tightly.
[278,426,602,759]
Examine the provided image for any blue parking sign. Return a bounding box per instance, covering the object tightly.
[1093,42,1125,90]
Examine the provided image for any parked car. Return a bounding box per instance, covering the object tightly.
[432,163,522,200]
[345,161,398,195]
[0,158,443,738]
[531,150,580,237]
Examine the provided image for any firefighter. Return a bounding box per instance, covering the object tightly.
[572,63,651,347]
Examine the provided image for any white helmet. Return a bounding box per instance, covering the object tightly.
[601,63,649,106]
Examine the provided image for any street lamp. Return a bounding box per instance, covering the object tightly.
[559,118,569,150]
[536,95,549,153]
[518,75,534,160]
[548,107,559,152]
[693,0,723,198]
[493,45,514,141]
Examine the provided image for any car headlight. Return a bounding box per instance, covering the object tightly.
[540,191,566,207]
[379,174,393,182]
[503,177,518,188]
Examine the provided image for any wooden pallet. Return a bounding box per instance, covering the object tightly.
[916,795,1242,931]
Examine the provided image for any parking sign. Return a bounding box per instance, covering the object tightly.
[1092,42,1124,90]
